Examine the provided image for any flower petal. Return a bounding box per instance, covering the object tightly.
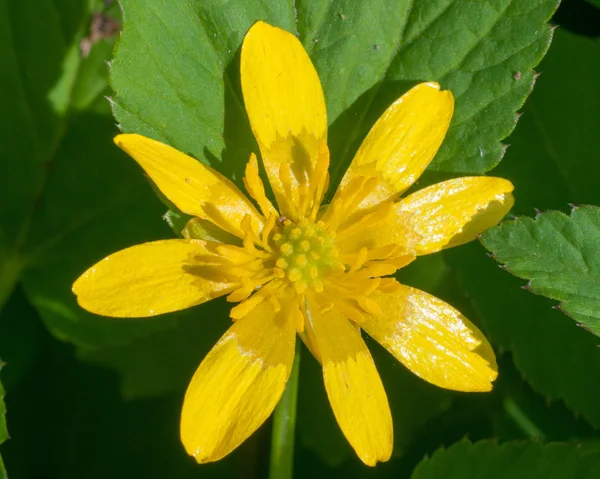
[363,283,497,392]
[241,21,327,215]
[72,240,231,318]
[308,298,392,466]
[340,177,514,255]
[181,301,296,463]
[339,82,454,208]
[115,134,263,239]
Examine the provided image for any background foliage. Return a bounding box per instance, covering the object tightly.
[1,0,600,477]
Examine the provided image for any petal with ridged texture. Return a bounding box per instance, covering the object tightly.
[241,21,327,215]
[341,177,514,255]
[181,301,296,463]
[115,134,263,239]
[363,283,497,392]
[339,82,454,209]
[72,240,231,318]
[309,298,392,466]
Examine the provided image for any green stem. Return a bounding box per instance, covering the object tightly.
[269,343,301,479]
[503,397,545,439]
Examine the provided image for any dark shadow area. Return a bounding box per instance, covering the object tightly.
[0,286,267,479]
[220,44,260,187]
[553,0,600,37]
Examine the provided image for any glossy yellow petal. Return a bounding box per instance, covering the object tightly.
[308,297,392,466]
[241,21,327,215]
[72,240,231,318]
[181,301,296,463]
[363,283,497,392]
[398,176,514,254]
[115,134,263,239]
[341,177,514,255]
[339,82,454,208]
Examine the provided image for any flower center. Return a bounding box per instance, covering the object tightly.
[272,218,343,294]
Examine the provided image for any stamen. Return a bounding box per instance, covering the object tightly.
[292,305,305,332]
[333,299,365,323]
[269,295,281,313]
[349,247,368,273]
[243,153,277,218]
[357,296,381,315]
[335,200,393,241]
[309,141,331,221]
[229,281,281,319]
[279,161,297,219]
[261,213,277,252]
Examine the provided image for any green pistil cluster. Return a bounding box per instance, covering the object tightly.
[272,218,344,294]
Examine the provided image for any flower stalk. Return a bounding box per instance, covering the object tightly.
[269,343,301,479]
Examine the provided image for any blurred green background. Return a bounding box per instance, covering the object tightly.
[1,0,600,477]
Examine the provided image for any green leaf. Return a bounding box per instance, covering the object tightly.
[111,0,559,192]
[411,440,600,478]
[443,28,600,427]
[0,0,178,352]
[0,0,89,307]
[587,0,600,9]
[445,241,600,428]
[19,112,180,349]
[481,207,600,336]
[492,30,600,212]
[0,0,120,314]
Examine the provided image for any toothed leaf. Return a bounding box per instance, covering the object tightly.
[412,440,600,478]
[110,0,560,192]
[482,207,600,337]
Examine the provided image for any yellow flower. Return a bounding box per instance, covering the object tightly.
[72,21,514,466]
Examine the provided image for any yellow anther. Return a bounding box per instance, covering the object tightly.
[294,281,308,294]
[269,296,281,313]
[276,258,288,269]
[358,296,382,316]
[288,268,301,282]
[273,268,286,279]
[280,243,293,255]
[295,254,307,267]
[319,302,334,313]
[230,293,264,320]
[271,218,344,295]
